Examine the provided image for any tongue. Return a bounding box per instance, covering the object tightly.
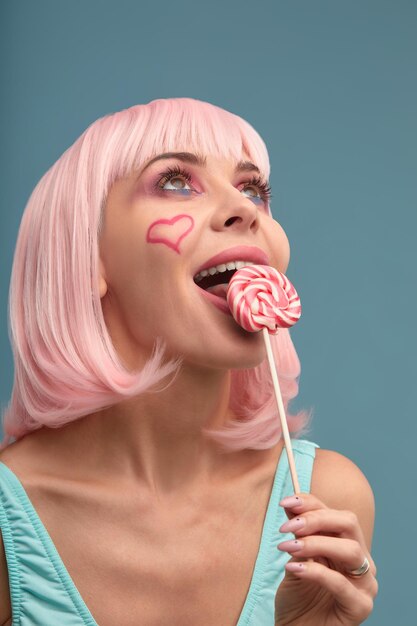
[206,283,229,300]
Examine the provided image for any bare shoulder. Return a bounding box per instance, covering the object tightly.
[0,431,45,475]
[311,448,375,506]
[310,448,375,548]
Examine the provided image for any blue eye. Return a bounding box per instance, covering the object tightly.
[155,166,195,195]
[241,177,272,205]
[241,187,264,204]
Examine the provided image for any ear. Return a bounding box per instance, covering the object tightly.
[98,258,108,298]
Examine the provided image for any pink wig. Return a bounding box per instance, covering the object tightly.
[1,97,312,452]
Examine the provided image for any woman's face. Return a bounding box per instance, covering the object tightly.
[99,152,290,371]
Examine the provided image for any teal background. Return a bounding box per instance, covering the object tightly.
[1,1,416,623]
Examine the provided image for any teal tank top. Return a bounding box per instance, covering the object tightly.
[0,439,319,625]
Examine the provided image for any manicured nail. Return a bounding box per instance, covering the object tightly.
[285,561,305,573]
[277,539,304,552]
[279,495,304,508]
[279,517,306,533]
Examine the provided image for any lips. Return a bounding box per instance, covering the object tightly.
[198,287,232,314]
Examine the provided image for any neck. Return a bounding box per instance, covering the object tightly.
[40,364,264,495]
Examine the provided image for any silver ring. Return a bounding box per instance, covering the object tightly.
[347,556,370,578]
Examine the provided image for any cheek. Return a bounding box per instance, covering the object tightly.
[266,220,291,272]
[146,214,195,254]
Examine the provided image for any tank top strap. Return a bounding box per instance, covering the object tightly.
[283,438,320,497]
[0,461,97,625]
[237,438,320,625]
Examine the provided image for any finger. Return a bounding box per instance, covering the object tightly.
[284,559,376,621]
[279,492,329,521]
[278,535,376,577]
[279,507,366,545]
[279,492,329,514]
[280,509,366,546]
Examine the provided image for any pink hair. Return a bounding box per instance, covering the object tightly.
[1,97,312,452]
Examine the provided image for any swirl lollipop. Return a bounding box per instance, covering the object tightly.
[227,265,301,333]
[227,265,303,495]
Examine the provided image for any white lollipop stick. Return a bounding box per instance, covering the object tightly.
[262,327,300,494]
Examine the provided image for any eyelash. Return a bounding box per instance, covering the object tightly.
[153,165,272,203]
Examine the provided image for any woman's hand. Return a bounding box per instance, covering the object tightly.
[274,451,378,625]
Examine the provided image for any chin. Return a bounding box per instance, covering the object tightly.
[183,337,266,371]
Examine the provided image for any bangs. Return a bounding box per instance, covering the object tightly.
[92,98,270,193]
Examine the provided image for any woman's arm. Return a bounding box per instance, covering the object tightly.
[312,448,376,550]
[275,448,378,625]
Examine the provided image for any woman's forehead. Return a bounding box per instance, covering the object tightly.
[139,151,264,177]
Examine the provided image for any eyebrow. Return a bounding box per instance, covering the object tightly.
[139,151,262,177]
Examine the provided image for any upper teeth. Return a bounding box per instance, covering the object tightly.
[194,260,255,283]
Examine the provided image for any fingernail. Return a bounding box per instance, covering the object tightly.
[277,539,304,552]
[285,561,305,573]
[279,517,306,533]
[279,495,304,508]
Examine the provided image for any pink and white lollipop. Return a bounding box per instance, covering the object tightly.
[227,264,303,495]
[227,265,301,333]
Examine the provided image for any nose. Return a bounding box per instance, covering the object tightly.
[210,190,260,234]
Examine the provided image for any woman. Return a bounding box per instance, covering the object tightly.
[0,98,377,625]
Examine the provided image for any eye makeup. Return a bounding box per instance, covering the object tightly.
[241,175,272,205]
[153,165,198,195]
[148,163,272,206]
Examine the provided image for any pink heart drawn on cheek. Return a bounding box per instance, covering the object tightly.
[146,214,195,254]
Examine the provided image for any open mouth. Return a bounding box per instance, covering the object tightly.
[193,261,255,300]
